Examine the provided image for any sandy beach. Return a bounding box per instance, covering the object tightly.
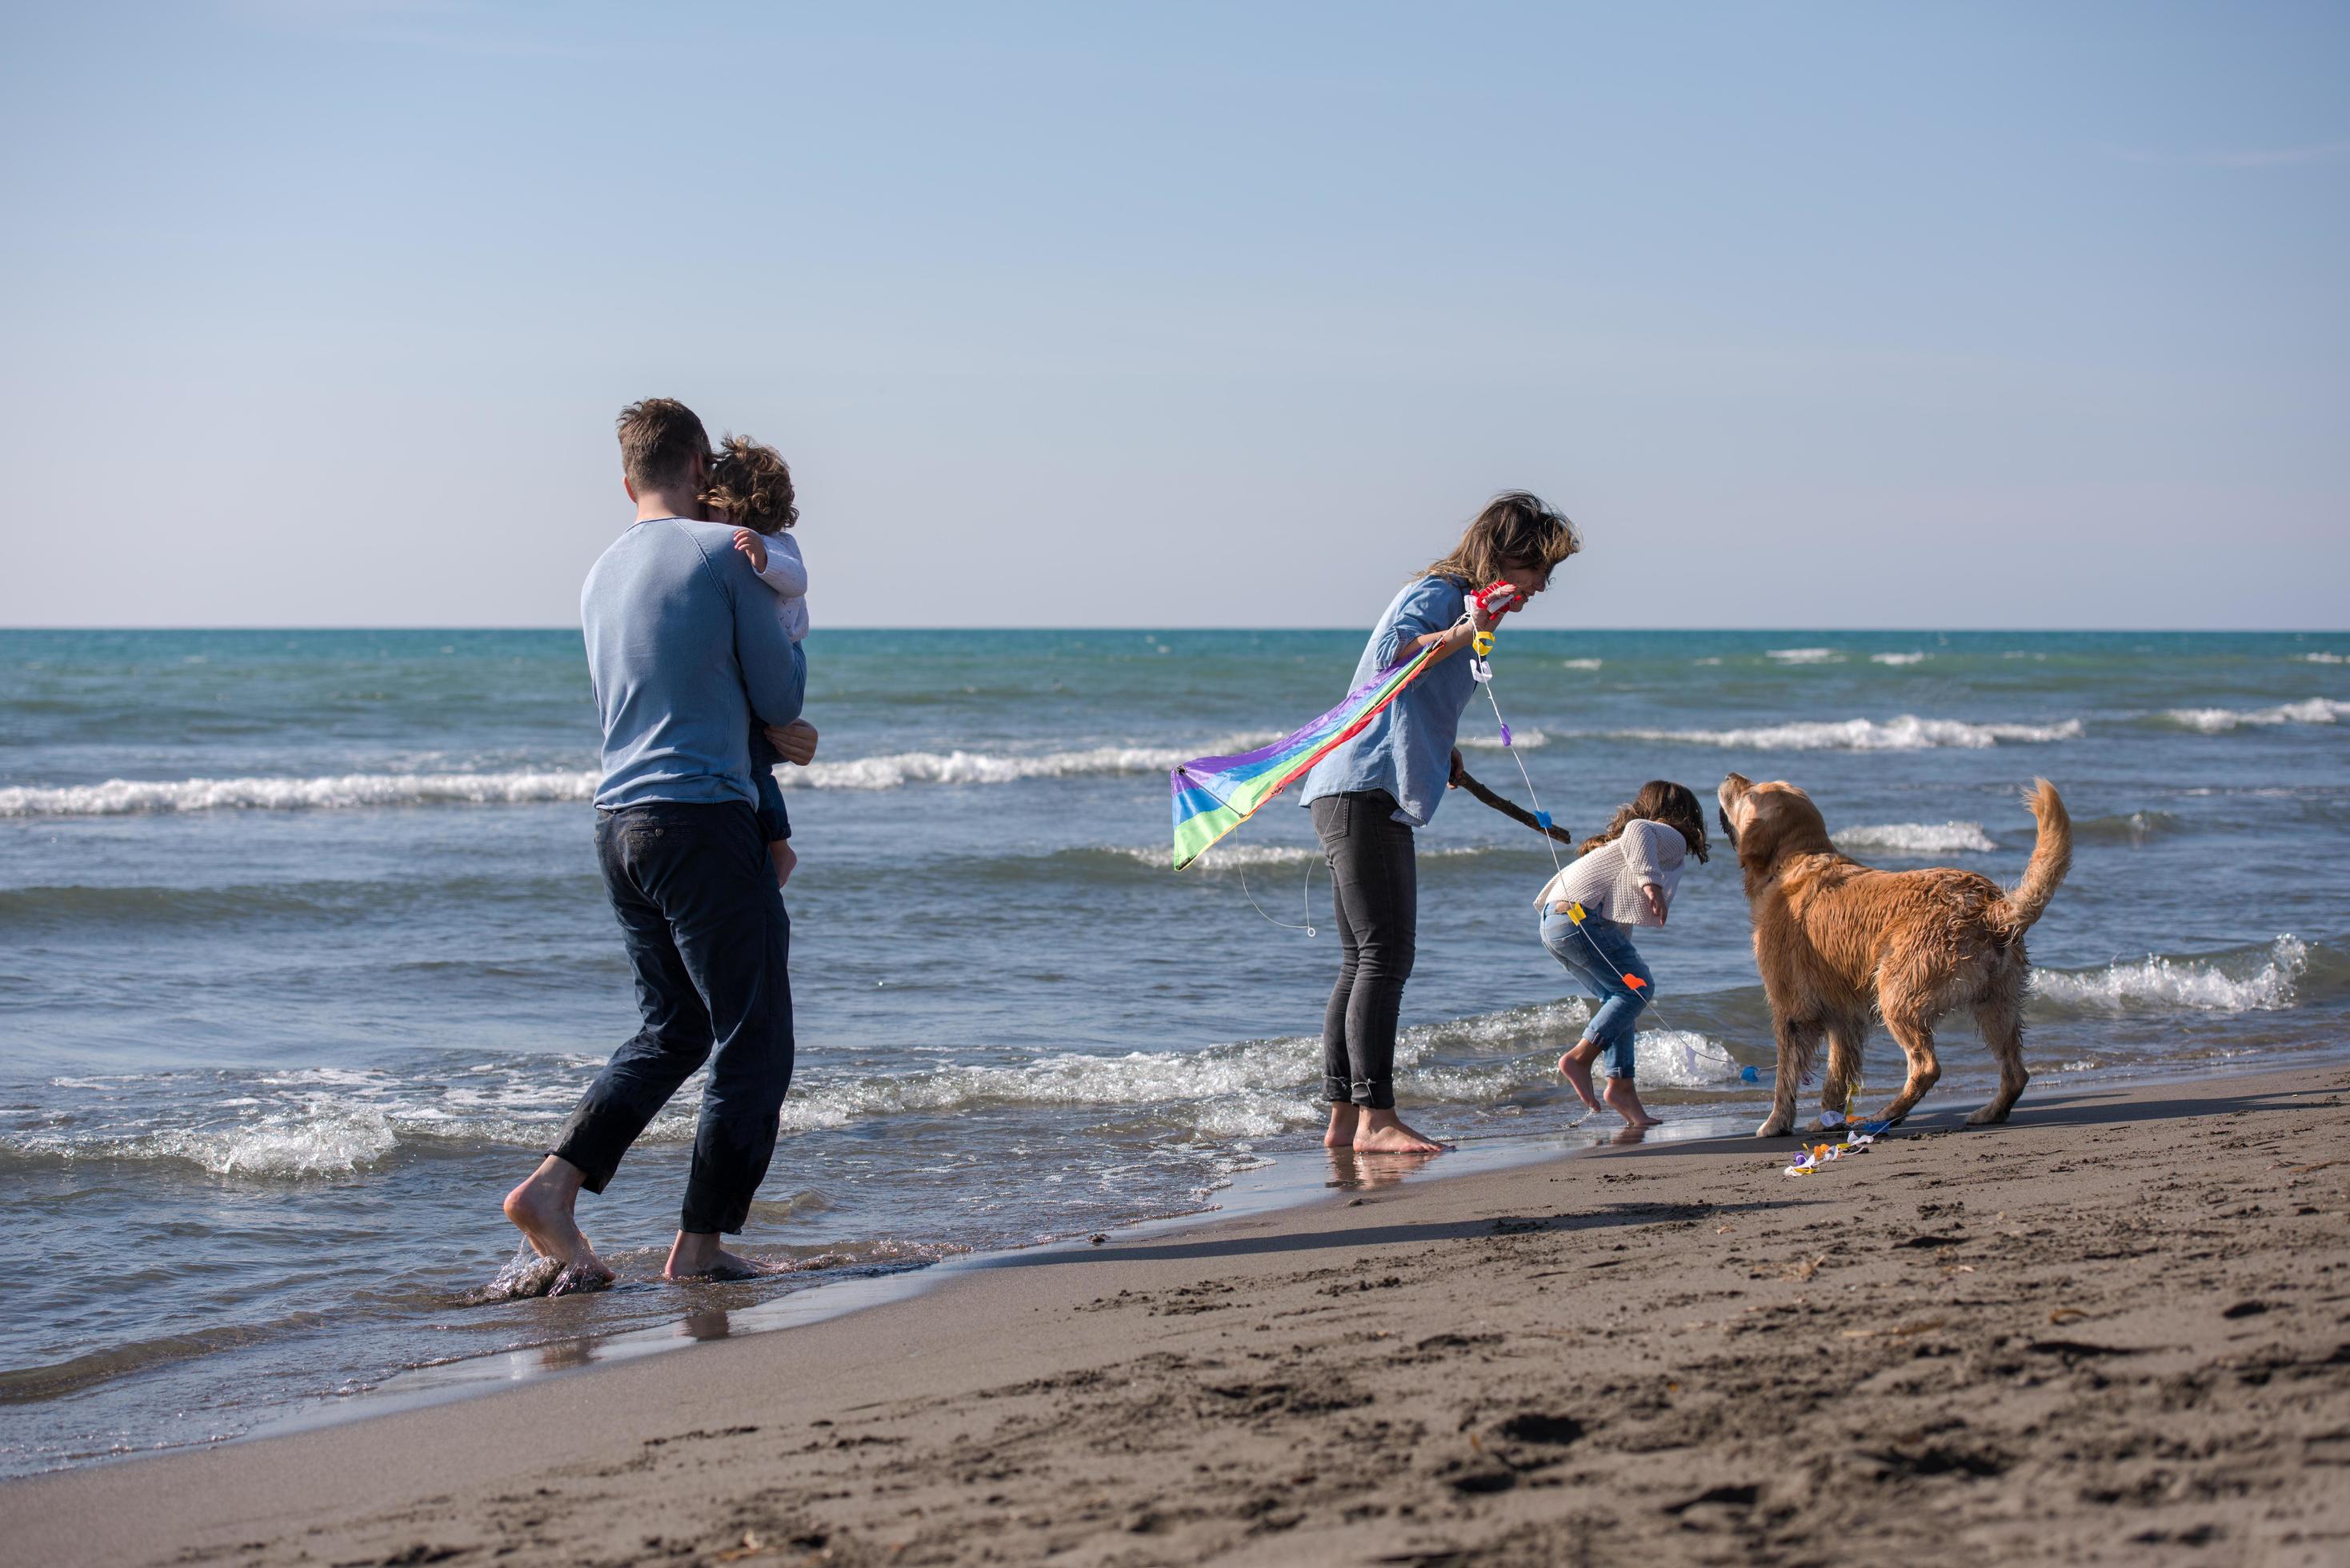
[3,1066,2344,1566]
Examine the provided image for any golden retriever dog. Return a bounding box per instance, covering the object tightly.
[1715,773,2072,1137]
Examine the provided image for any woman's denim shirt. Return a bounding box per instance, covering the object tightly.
[1298,575,1474,827]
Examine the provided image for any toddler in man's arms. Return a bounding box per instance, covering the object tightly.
[699,435,808,886]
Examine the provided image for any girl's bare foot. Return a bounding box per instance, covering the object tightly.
[502,1157,615,1295]
[1353,1108,1447,1154]
[665,1230,779,1282]
[1557,1042,1603,1112]
[1602,1078,1661,1127]
[1323,1102,1361,1149]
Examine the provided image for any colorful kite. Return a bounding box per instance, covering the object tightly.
[1168,640,1446,870]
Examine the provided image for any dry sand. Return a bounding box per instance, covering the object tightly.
[5,1066,2347,1567]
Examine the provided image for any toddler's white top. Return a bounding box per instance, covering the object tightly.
[751,532,809,643]
[1533,819,1687,927]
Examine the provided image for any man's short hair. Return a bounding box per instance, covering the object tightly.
[616,398,712,491]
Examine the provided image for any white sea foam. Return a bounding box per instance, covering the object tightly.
[1560,658,1603,670]
[784,736,1272,792]
[1870,651,1928,666]
[6,1105,401,1177]
[2031,936,2307,1014]
[1832,821,1997,854]
[1767,647,1842,664]
[1458,728,1548,750]
[0,770,599,818]
[2160,698,2350,733]
[0,734,1283,817]
[1608,714,2083,751]
[2296,652,2344,664]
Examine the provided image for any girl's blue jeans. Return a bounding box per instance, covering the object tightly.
[1539,906,1652,1081]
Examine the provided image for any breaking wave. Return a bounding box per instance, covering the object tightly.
[2160,699,2350,734]
[0,736,1282,817]
[0,770,597,818]
[1459,728,1548,750]
[1560,658,1603,670]
[2073,810,2185,845]
[1832,821,1997,854]
[783,735,1274,791]
[2296,652,2344,664]
[1767,647,1842,664]
[1870,651,1928,666]
[1606,714,2084,751]
[2030,936,2308,1015]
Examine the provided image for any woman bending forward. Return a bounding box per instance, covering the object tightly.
[1297,492,1581,1153]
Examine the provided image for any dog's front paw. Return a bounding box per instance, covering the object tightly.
[1755,1115,1793,1138]
[1964,1104,2011,1126]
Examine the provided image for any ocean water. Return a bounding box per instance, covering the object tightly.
[2,627,2346,1473]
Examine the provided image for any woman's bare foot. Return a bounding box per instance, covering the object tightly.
[1557,1042,1603,1112]
[1352,1108,1447,1154]
[1323,1102,1361,1149]
[502,1157,615,1295]
[769,840,798,887]
[664,1230,779,1282]
[1602,1078,1661,1127]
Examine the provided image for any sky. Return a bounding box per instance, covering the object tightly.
[1,2,2344,630]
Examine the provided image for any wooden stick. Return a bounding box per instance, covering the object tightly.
[1449,763,1575,849]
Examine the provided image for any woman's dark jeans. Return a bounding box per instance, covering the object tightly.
[552,800,794,1235]
[1311,790,1417,1110]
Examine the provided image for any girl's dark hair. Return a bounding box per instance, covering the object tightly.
[1579,780,1710,863]
[699,434,799,534]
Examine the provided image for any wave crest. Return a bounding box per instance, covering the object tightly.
[1832,821,1996,854]
[0,735,1283,817]
[0,770,597,818]
[1608,715,2083,751]
[2161,699,2349,733]
[2031,936,2307,1014]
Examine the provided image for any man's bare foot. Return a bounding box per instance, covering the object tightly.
[502,1156,614,1295]
[1603,1078,1662,1127]
[769,840,797,888]
[664,1230,779,1282]
[1557,1042,1603,1112]
[1323,1102,1361,1148]
[1352,1108,1447,1154]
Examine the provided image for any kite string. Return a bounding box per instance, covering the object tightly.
[1479,648,1745,1077]
[1236,854,1317,938]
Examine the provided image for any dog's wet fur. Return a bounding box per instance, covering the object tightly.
[1716,774,2072,1137]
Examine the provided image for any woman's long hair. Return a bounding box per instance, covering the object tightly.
[1420,491,1581,587]
[1579,780,1710,863]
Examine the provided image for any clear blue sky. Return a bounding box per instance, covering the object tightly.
[2,2,2343,628]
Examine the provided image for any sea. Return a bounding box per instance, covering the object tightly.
[3,627,2346,1474]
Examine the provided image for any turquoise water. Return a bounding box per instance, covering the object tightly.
[2,627,2345,1472]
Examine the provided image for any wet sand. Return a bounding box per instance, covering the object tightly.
[5,1066,2347,1567]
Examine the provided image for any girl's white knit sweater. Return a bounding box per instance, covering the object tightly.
[1533,820,1687,927]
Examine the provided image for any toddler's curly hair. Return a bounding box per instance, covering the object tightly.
[699,434,798,534]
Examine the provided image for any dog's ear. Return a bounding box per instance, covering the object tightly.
[1717,806,1738,851]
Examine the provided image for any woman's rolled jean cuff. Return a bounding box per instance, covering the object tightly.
[1326,1077,1395,1110]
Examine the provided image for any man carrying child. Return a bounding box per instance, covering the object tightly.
[502,397,815,1290]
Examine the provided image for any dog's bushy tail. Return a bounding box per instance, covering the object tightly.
[1989,779,2071,942]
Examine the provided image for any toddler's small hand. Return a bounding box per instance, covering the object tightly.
[731,529,769,573]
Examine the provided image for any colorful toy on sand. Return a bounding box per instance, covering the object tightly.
[1783,1118,1895,1176]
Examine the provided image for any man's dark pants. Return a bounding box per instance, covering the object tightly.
[551,800,792,1234]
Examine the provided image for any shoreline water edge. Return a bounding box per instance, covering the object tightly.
[2,1066,2344,1566]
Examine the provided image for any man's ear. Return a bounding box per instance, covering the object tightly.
[623,474,638,502]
